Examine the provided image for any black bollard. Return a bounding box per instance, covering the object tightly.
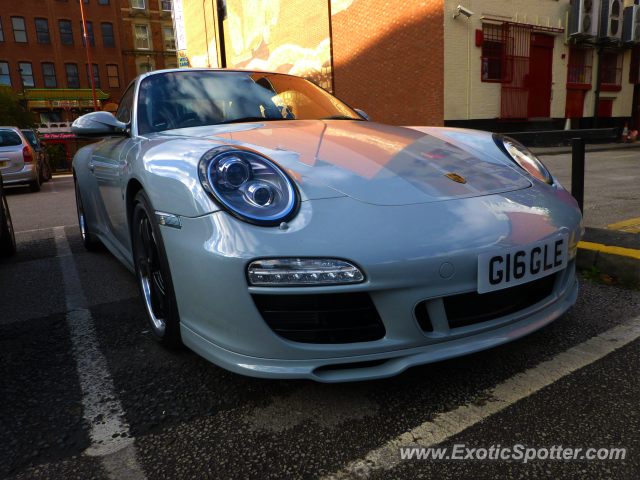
[571,138,585,214]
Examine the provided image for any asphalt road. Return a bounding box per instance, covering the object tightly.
[539,149,640,229]
[1,174,638,480]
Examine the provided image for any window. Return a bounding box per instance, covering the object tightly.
[18,62,34,87]
[139,63,153,74]
[567,46,593,86]
[76,0,89,3]
[107,64,119,88]
[600,50,623,90]
[66,63,80,88]
[631,47,640,85]
[59,20,74,45]
[40,111,63,122]
[98,0,110,4]
[35,18,51,44]
[42,63,57,87]
[116,85,136,123]
[164,26,175,51]
[135,25,149,49]
[131,0,145,9]
[101,23,115,47]
[0,17,4,42]
[12,17,28,43]
[86,64,100,88]
[161,0,172,11]
[80,21,95,47]
[0,62,10,86]
[481,24,503,82]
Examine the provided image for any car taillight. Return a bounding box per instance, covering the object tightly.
[23,146,33,162]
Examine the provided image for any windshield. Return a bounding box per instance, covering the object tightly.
[0,130,23,147]
[21,130,38,147]
[137,71,362,134]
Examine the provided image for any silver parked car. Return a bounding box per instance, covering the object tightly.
[72,69,583,382]
[0,127,41,192]
[0,171,17,257]
[21,129,52,183]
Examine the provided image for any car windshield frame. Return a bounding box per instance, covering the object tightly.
[0,129,24,147]
[136,70,364,135]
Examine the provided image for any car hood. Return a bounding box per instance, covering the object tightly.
[160,120,531,206]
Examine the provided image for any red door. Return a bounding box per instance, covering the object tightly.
[528,34,554,118]
[598,99,613,117]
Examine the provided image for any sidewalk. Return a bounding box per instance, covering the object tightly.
[578,227,640,282]
[532,142,640,156]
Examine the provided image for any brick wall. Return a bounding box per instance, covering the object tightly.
[0,0,127,101]
[331,0,445,127]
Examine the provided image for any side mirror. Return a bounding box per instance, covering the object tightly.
[72,111,129,139]
[354,109,371,121]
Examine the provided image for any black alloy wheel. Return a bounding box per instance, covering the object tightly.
[40,161,51,182]
[0,175,17,257]
[132,190,183,349]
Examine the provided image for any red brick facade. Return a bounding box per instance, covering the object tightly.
[331,0,444,126]
[0,0,127,104]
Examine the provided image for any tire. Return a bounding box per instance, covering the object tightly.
[132,190,183,349]
[0,177,17,257]
[40,161,51,183]
[74,179,100,251]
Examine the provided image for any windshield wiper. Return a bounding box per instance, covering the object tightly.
[216,116,290,125]
[319,115,364,121]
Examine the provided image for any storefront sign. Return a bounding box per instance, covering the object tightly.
[27,100,51,108]
[41,133,79,140]
[172,0,187,51]
[178,50,189,68]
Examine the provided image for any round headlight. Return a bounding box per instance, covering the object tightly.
[493,134,553,185]
[198,146,299,226]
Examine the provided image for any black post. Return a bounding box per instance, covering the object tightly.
[571,138,585,214]
[217,0,227,68]
[592,44,604,128]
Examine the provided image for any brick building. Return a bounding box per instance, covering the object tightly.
[119,0,177,79]
[177,0,638,134]
[0,0,127,121]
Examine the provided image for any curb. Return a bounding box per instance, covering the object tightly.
[577,241,640,281]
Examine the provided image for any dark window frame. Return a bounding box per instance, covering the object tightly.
[66,63,80,88]
[481,24,503,82]
[0,61,11,86]
[600,50,623,91]
[42,62,57,88]
[107,64,120,88]
[35,18,51,44]
[86,64,100,88]
[101,22,115,47]
[18,61,34,87]
[0,17,5,42]
[59,20,74,45]
[567,46,593,87]
[80,21,95,47]
[11,17,28,43]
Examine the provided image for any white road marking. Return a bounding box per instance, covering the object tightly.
[53,227,146,478]
[15,225,76,234]
[325,319,640,479]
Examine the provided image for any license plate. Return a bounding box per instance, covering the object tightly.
[477,234,568,294]
[0,161,7,168]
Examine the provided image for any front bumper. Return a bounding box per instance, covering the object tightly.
[2,165,37,185]
[159,184,582,381]
[182,271,577,382]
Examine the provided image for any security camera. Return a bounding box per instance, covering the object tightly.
[453,5,474,19]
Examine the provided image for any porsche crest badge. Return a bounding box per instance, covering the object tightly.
[445,173,466,184]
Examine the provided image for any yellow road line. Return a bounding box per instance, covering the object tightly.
[606,217,640,230]
[578,241,640,260]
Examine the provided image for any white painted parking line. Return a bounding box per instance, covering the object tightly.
[15,225,76,234]
[325,319,640,480]
[53,227,146,479]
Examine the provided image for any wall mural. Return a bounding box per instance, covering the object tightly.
[224,0,333,91]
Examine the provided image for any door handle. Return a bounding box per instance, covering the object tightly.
[88,161,94,172]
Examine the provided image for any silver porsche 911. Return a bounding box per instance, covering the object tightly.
[72,69,583,382]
